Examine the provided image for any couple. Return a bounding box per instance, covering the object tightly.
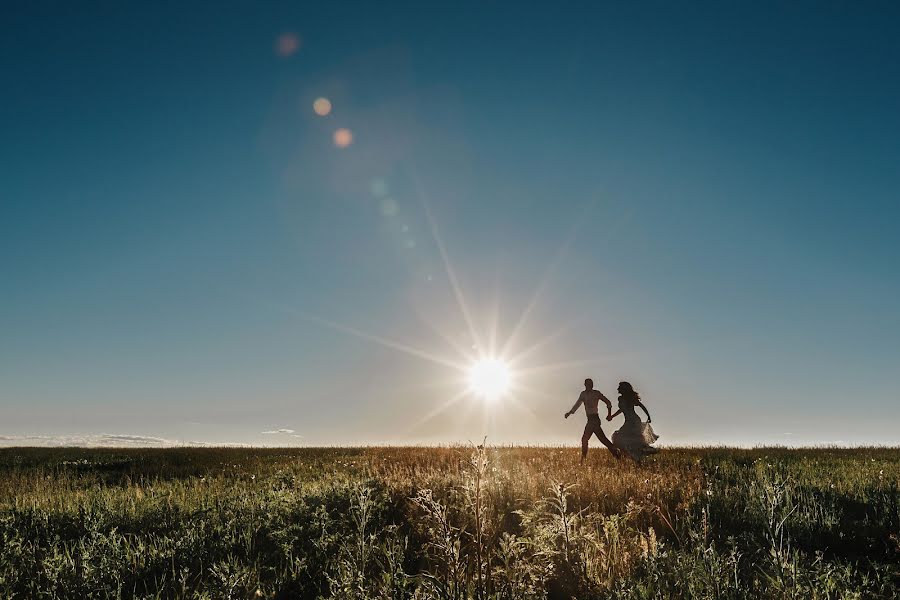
[564,378,659,463]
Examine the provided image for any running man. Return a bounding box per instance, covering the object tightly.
[564,378,621,462]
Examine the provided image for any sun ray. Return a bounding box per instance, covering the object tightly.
[500,199,596,359]
[262,299,470,372]
[372,376,464,397]
[506,384,553,417]
[413,174,485,354]
[510,381,559,402]
[515,356,618,376]
[405,389,471,433]
[488,284,501,357]
[307,314,468,372]
[507,317,584,367]
[419,316,477,364]
[480,402,495,440]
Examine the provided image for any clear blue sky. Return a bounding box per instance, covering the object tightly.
[2,2,898,446]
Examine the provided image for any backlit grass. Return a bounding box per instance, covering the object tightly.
[0,446,897,598]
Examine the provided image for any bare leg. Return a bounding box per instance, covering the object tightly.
[581,424,592,464]
[593,428,621,459]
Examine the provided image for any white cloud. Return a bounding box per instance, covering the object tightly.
[261,428,301,438]
[1,429,303,447]
[0,434,205,448]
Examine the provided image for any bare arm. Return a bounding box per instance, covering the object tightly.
[564,394,584,418]
[607,409,622,421]
[601,394,613,419]
[636,401,652,423]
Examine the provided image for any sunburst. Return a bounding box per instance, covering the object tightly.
[302,180,618,437]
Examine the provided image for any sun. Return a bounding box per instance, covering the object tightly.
[467,357,512,400]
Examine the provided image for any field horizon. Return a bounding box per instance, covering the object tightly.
[3,443,899,450]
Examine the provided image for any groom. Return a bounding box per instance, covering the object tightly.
[565,378,621,462]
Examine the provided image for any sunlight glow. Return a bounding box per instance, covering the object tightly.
[302,178,614,433]
[468,358,511,400]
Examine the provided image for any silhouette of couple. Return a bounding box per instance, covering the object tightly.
[565,379,659,463]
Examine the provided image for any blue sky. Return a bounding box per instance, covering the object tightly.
[2,2,899,446]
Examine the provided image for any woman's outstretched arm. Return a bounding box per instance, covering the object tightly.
[607,409,622,421]
[636,401,652,423]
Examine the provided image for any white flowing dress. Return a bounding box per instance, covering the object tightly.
[611,397,659,461]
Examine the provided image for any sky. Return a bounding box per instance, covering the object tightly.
[2,2,899,447]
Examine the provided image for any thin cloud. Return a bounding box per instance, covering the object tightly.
[0,434,206,448]
[98,434,174,445]
[261,428,302,438]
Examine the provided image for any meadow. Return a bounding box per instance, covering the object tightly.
[0,446,897,599]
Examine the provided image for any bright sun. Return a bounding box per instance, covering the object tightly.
[467,358,512,400]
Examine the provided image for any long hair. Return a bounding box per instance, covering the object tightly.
[619,381,641,404]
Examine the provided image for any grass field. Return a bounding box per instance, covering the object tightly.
[0,446,897,599]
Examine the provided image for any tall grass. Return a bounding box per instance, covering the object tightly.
[0,446,897,598]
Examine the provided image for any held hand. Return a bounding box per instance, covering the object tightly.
[606,415,613,421]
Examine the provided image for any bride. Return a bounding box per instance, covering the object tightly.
[607,381,659,461]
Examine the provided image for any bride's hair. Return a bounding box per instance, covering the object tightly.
[619,381,641,404]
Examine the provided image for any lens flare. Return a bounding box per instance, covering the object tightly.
[333,128,353,148]
[313,97,332,116]
[275,33,300,57]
